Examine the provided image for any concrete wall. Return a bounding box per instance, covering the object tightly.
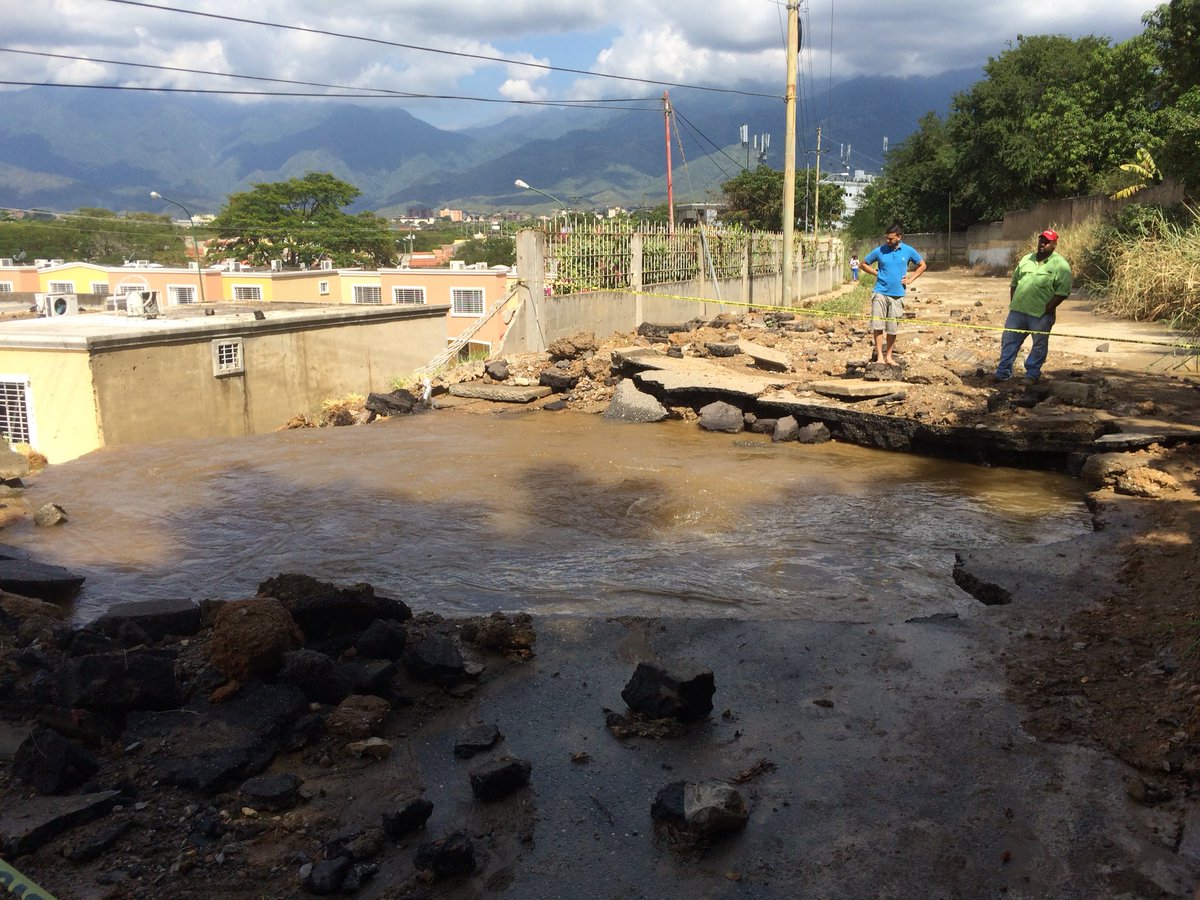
[898,233,970,267]
[90,308,446,451]
[0,348,98,461]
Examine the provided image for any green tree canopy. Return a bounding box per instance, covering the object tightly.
[454,235,515,267]
[720,166,845,231]
[206,173,396,268]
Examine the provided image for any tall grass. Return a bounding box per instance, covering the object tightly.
[800,274,873,317]
[1085,204,1200,335]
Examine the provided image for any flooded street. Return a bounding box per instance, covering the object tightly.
[5,409,1089,623]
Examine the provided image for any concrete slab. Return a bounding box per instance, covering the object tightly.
[0,790,120,854]
[634,365,792,398]
[810,379,908,399]
[447,384,553,403]
[737,340,791,371]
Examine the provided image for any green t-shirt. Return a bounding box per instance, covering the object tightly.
[1010,251,1072,317]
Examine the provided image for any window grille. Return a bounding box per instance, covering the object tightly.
[48,281,73,294]
[393,287,426,305]
[168,285,196,305]
[451,288,484,316]
[353,285,382,304]
[212,338,244,376]
[0,283,12,293]
[318,281,330,295]
[233,285,262,301]
[0,378,33,446]
[91,282,110,296]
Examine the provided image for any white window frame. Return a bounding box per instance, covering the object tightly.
[167,284,197,305]
[233,285,263,302]
[392,286,426,305]
[116,280,149,296]
[0,375,36,447]
[48,280,74,294]
[91,282,110,296]
[211,338,245,376]
[352,284,383,305]
[450,286,485,317]
[318,280,330,296]
[0,283,12,293]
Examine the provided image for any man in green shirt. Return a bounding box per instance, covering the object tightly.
[994,229,1073,383]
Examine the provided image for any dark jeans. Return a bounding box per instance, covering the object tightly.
[995,309,1055,380]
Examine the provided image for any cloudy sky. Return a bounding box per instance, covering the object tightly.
[1,0,1162,128]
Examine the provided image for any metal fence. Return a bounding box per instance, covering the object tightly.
[540,218,792,295]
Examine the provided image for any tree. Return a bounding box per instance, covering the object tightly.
[454,235,515,267]
[721,166,844,231]
[206,173,396,268]
[1143,0,1200,192]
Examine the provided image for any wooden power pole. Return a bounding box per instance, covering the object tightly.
[781,1,798,307]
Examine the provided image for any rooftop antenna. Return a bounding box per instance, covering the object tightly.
[754,132,771,164]
[739,124,750,169]
[883,136,889,156]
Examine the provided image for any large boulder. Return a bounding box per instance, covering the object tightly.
[277,649,353,705]
[96,598,201,642]
[697,401,744,434]
[257,574,412,644]
[13,726,99,795]
[403,634,466,684]
[57,648,181,712]
[365,389,419,417]
[209,598,304,682]
[547,331,598,361]
[602,380,669,424]
[621,660,714,723]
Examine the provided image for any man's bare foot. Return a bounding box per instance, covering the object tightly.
[884,356,896,365]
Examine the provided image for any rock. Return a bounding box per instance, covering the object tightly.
[1080,452,1142,489]
[209,598,304,681]
[468,755,532,801]
[705,342,740,357]
[57,648,181,712]
[414,831,476,878]
[338,658,397,695]
[33,503,68,527]
[621,660,715,723]
[539,368,581,392]
[123,681,307,792]
[698,401,745,433]
[454,722,501,759]
[602,380,669,423]
[0,448,30,480]
[448,383,553,403]
[484,359,510,380]
[239,773,303,812]
[382,798,434,839]
[278,649,353,705]
[542,399,568,411]
[650,781,687,825]
[66,819,133,863]
[684,781,749,835]
[346,737,393,760]
[749,417,778,434]
[403,634,466,684]
[863,362,905,381]
[1115,467,1180,498]
[636,322,697,341]
[547,331,598,360]
[0,790,120,855]
[1047,381,1101,407]
[283,711,326,752]
[0,559,85,602]
[364,389,418,417]
[340,862,380,893]
[326,694,390,739]
[459,612,536,654]
[796,422,833,444]
[302,855,351,895]
[95,598,201,642]
[772,415,800,443]
[13,726,100,795]
[258,574,412,645]
[0,592,65,630]
[354,619,407,659]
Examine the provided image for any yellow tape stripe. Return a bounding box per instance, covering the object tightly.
[624,288,1200,353]
[0,858,58,900]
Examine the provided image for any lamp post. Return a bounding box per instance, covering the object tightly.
[150,191,206,304]
[514,179,568,213]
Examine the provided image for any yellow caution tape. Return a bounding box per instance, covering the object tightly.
[621,287,1200,353]
[0,858,58,900]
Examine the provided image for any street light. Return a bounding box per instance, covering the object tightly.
[149,191,206,304]
[514,178,568,213]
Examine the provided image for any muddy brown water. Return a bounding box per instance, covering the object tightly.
[6,410,1090,623]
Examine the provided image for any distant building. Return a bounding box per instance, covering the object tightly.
[438,208,464,223]
[824,169,876,225]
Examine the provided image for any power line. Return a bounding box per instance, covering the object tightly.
[105,0,782,101]
[0,47,657,109]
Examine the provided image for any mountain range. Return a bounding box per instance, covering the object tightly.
[0,68,980,216]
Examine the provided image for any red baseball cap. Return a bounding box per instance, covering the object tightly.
[1039,230,1058,241]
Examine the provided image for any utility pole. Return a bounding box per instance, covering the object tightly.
[781,0,798,307]
[663,92,675,233]
[813,125,821,244]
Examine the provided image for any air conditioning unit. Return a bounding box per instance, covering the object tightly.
[449,260,466,270]
[270,259,282,271]
[134,259,150,267]
[319,259,333,271]
[125,290,161,319]
[36,293,79,317]
[0,258,12,267]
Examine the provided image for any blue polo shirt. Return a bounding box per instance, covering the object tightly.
[864,241,924,296]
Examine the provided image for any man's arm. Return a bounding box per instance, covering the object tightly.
[901,258,927,287]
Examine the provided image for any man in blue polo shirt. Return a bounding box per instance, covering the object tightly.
[859,224,926,365]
